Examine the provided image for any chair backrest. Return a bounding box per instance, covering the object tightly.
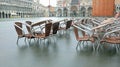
[80,19,86,36]
[80,19,86,25]
[14,22,23,36]
[66,20,72,29]
[73,26,79,41]
[73,24,91,40]
[52,22,60,34]
[31,20,46,27]
[26,21,32,33]
[45,22,52,37]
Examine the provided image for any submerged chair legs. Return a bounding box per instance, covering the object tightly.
[16,37,25,45]
[76,41,82,50]
[16,37,20,45]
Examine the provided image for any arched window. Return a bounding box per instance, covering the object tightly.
[80,7,86,17]
[57,9,62,17]
[63,8,68,17]
[87,7,92,17]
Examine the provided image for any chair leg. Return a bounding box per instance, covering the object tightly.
[76,41,81,50]
[24,38,28,45]
[53,36,56,44]
[33,38,37,46]
[44,38,46,45]
[116,45,119,53]
[82,41,85,48]
[48,37,51,44]
[26,39,31,46]
[34,38,39,46]
[29,39,32,45]
[86,41,88,45]
[92,43,95,52]
[40,39,42,45]
[16,37,20,45]
[96,41,101,52]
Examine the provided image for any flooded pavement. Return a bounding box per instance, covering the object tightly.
[0,17,120,67]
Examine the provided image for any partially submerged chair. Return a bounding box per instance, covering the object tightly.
[14,22,25,45]
[14,22,36,45]
[73,24,96,51]
[52,22,60,35]
[31,20,47,34]
[25,20,53,45]
[50,22,60,42]
[26,21,33,34]
[59,20,72,36]
[100,28,120,53]
[36,22,52,45]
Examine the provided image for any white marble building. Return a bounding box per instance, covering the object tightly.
[0,0,47,18]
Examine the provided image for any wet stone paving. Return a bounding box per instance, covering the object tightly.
[0,17,120,67]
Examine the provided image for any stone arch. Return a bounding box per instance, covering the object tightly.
[71,6,78,17]
[87,7,92,17]
[80,7,86,17]
[57,9,62,17]
[63,8,68,17]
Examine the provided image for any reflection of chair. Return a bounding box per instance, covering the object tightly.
[73,24,96,51]
[14,22,36,45]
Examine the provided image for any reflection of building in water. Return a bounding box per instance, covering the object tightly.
[0,0,47,18]
[56,0,92,17]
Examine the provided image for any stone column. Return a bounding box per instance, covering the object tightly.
[0,12,2,18]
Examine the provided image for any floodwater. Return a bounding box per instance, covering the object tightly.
[0,17,120,67]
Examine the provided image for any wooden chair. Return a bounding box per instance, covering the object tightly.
[73,24,96,51]
[100,28,120,53]
[50,22,60,42]
[58,20,72,36]
[36,22,52,45]
[14,22,36,45]
[52,22,60,34]
[25,21,52,45]
[26,21,33,34]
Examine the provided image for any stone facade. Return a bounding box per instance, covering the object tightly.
[0,0,47,18]
[56,0,120,17]
[56,0,92,17]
